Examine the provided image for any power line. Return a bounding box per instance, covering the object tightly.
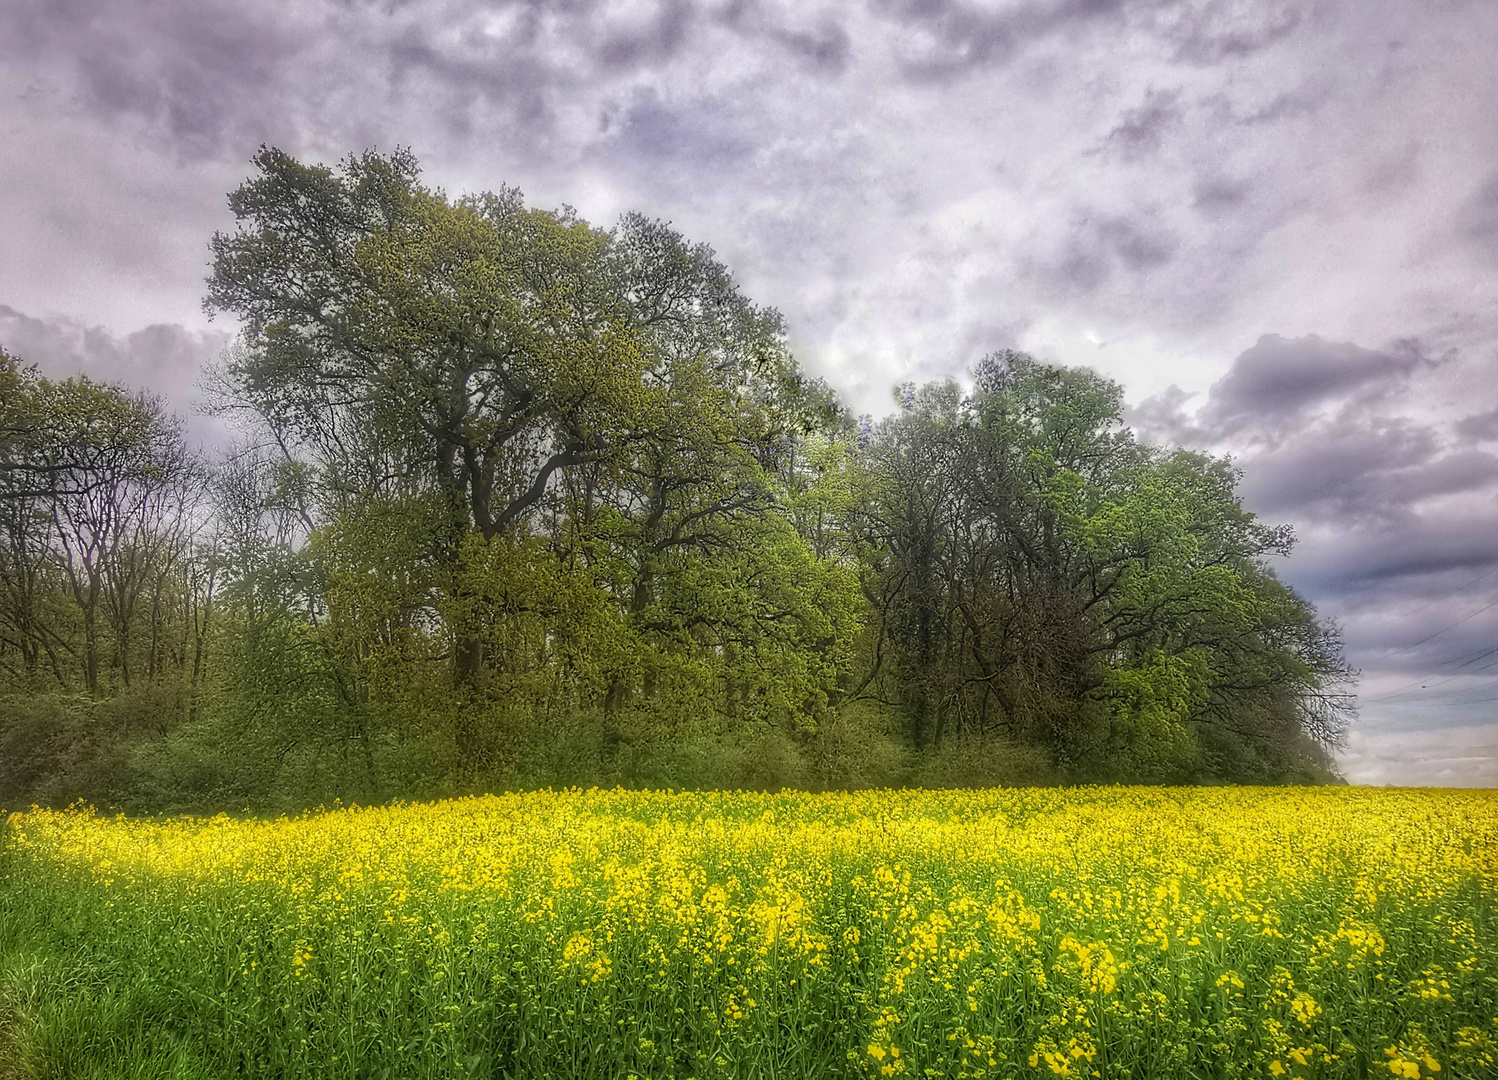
[1374,685,1498,709]
[1361,588,1498,706]
[1437,692,1498,707]
[1372,594,1498,665]
[1367,643,1498,703]
[1381,564,1498,621]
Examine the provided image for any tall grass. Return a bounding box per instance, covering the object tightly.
[2,787,1496,1079]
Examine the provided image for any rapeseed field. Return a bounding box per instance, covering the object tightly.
[2,787,1495,1079]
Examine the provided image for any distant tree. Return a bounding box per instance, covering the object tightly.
[854,352,1351,780]
[0,356,199,695]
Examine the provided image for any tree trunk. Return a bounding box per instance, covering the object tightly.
[454,634,485,689]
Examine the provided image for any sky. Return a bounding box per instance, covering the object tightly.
[3,0,1498,785]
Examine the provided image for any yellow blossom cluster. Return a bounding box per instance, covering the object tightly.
[3,785,1496,1079]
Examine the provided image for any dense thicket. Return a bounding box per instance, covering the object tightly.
[0,149,1351,810]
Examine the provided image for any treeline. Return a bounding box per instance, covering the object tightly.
[0,149,1352,811]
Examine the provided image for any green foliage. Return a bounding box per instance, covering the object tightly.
[0,684,187,811]
[0,148,1355,808]
[1089,650,1208,782]
[907,734,1062,789]
[854,353,1351,782]
[799,703,907,790]
[110,607,440,815]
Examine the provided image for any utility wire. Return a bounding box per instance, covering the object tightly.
[1367,643,1498,703]
[1435,692,1498,707]
[1361,588,1498,706]
[1380,564,1498,620]
[1371,594,1498,665]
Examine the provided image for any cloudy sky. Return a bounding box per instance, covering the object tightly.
[4,0,1498,784]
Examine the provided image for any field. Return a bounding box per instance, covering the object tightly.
[1,788,1495,1079]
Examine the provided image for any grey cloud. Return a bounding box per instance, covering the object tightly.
[1156,1,1304,65]
[0,0,321,159]
[766,18,852,71]
[1337,722,1498,787]
[1027,210,1180,298]
[713,3,852,72]
[610,98,754,173]
[0,304,226,444]
[0,0,589,162]
[1104,89,1183,160]
[378,35,573,148]
[598,0,696,68]
[1200,334,1419,432]
[1099,217,1175,269]
[1129,334,1498,590]
[873,0,1126,80]
[1235,418,1427,516]
[1138,336,1497,539]
[0,0,858,169]
[766,0,1307,83]
[1123,384,1205,446]
[1239,421,1498,521]
[1190,175,1252,214]
[1456,408,1498,441]
[1234,89,1323,126]
[1293,513,1498,597]
[1460,171,1498,253]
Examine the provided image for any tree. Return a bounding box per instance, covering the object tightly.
[854,353,1352,780]
[204,146,859,781]
[207,148,836,689]
[0,358,198,696]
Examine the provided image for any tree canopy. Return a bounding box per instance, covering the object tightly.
[0,149,1353,811]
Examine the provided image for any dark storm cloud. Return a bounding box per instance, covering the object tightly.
[1130,334,1498,588]
[1318,515,1498,593]
[1199,334,1422,434]
[1240,428,1498,521]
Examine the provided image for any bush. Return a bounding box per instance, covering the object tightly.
[908,732,1059,788]
[802,703,906,790]
[0,683,188,811]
